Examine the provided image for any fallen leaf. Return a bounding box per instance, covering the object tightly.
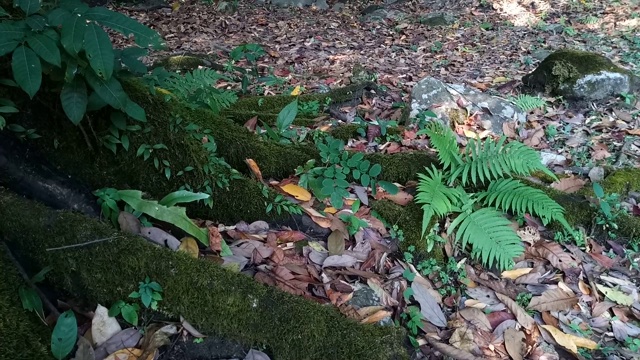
[411,280,447,327]
[118,212,141,235]
[459,307,491,331]
[501,268,532,280]
[495,293,535,331]
[71,336,95,360]
[244,349,271,360]
[322,254,358,268]
[449,326,477,353]
[596,284,634,306]
[360,310,392,324]
[523,127,544,147]
[244,159,263,183]
[327,230,345,256]
[527,241,577,271]
[504,328,526,360]
[540,325,597,353]
[290,85,302,96]
[528,288,578,312]
[244,116,258,131]
[551,177,586,193]
[92,304,122,347]
[279,183,311,201]
[178,237,199,258]
[382,190,413,206]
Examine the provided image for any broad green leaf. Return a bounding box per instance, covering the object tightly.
[47,7,70,26]
[86,90,107,111]
[0,23,27,40]
[84,7,164,49]
[159,190,211,207]
[0,106,19,113]
[18,286,44,319]
[0,38,19,57]
[25,14,47,30]
[27,33,61,67]
[60,14,86,56]
[84,71,128,110]
[60,76,87,125]
[124,100,145,121]
[121,304,138,326]
[276,99,298,133]
[378,180,398,195]
[84,22,113,79]
[12,45,41,98]
[31,266,52,283]
[0,6,8,17]
[59,0,88,13]
[120,46,148,74]
[51,310,77,360]
[14,0,40,16]
[593,182,604,198]
[117,190,212,247]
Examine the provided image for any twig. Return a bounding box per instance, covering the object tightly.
[1,241,60,318]
[46,236,121,251]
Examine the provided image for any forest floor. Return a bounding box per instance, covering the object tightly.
[100,0,640,359]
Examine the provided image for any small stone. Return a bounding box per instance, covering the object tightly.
[589,166,605,182]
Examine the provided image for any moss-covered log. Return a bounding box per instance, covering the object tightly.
[0,245,54,360]
[0,189,408,360]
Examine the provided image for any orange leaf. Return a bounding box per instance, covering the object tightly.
[244,159,263,183]
[280,184,311,201]
[178,237,199,258]
[208,225,223,252]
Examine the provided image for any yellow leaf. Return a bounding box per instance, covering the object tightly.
[540,325,577,353]
[178,237,199,258]
[290,85,302,96]
[171,1,180,11]
[280,184,311,201]
[324,207,338,214]
[493,76,509,84]
[105,348,154,360]
[501,268,532,280]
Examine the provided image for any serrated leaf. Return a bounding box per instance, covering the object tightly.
[15,0,40,16]
[60,14,86,56]
[27,33,61,67]
[83,7,163,49]
[84,71,128,110]
[84,22,114,80]
[12,45,41,98]
[51,310,77,360]
[527,288,578,312]
[60,76,87,125]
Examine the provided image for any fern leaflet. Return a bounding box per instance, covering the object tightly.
[477,178,569,227]
[448,208,524,271]
[511,94,546,112]
[416,165,464,237]
[419,121,461,172]
[163,68,238,114]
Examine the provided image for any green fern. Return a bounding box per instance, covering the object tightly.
[511,94,546,112]
[418,121,461,172]
[450,131,557,186]
[163,68,238,113]
[415,165,465,237]
[448,208,524,271]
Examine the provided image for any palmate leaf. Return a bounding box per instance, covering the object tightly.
[477,178,568,227]
[84,7,164,49]
[448,208,524,271]
[451,135,557,186]
[416,165,464,237]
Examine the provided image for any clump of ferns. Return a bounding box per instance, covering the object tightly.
[415,122,573,271]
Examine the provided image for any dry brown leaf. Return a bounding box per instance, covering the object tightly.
[425,336,480,360]
[523,127,544,147]
[327,230,345,256]
[208,226,223,253]
[382,190,413,206]
[527,241,577,270]
[459,307,491,331]
[541,311,559,328]
[244,159,263,183]
[528,288,578,312]
[540,325,597,353]
[550,177,586,194]
[449,326,477,353]
[501,268,532,280]
[495,293,535,331]
[360,310,393,324]
[504,328,526,360]
[578,280,591,295]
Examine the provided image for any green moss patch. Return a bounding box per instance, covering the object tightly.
[0,189,407,360]
[0,246,54,360]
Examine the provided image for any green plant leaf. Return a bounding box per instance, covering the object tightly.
[84,22,114,80]
[18,286,44,319]
[60,14,87,56]
[159,190,210,207]
[84,71,128,110]
[51,310,77,360]
[26,33,62,67]
[593,182,604,198]
[84,7,164,49]
[31,266,52,283]
[124,100,146,121]
[0,38,19,57]
[121,304,138,326]
[378,180,398,195]
[47,7,71,26]
[15,0,40,16]
[108,300,124,317]
[25,14,47,30]
[0,6,8,17]
[12,45,41,98]
[0,22,26,40]
[60,76,88,125]
[369,163,382,177]
[276,99,298,133]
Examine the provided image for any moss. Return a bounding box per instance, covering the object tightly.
[0,189,408,360]
[600,168,640,195]
[367,152,436,184]
[153,55,215,72]
[329,125,403,143]
[0,247,54,360]
[522,49,636,98]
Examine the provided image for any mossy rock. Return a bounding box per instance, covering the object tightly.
[0,189,408,360]
[0,246,54,360]
[153,54,217,72]
[522,49,639,101]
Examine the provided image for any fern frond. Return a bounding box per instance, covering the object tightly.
[416,165,465,237]
[421,121,462,171]
[511,94,546,112]
[452,136,557,186]
[448,208,524,271]
[477,178,567,226]
[163,68,237,113]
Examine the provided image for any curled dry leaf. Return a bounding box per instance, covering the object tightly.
[118,211,141,235]
[528,288,578,312]
[495,293,535,331]
[449,326,478,353]
[382,190,413,206]
[527,241,577,271]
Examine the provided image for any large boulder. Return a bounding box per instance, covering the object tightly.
[410,76,525,136]
[522,49,639,102]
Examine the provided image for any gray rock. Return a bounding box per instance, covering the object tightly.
[346,284,393,326]
[360,5,405,22]
[531,49,551,61]
[410,76,525,135]
[523,50,640,102]
[421,12,456,26]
